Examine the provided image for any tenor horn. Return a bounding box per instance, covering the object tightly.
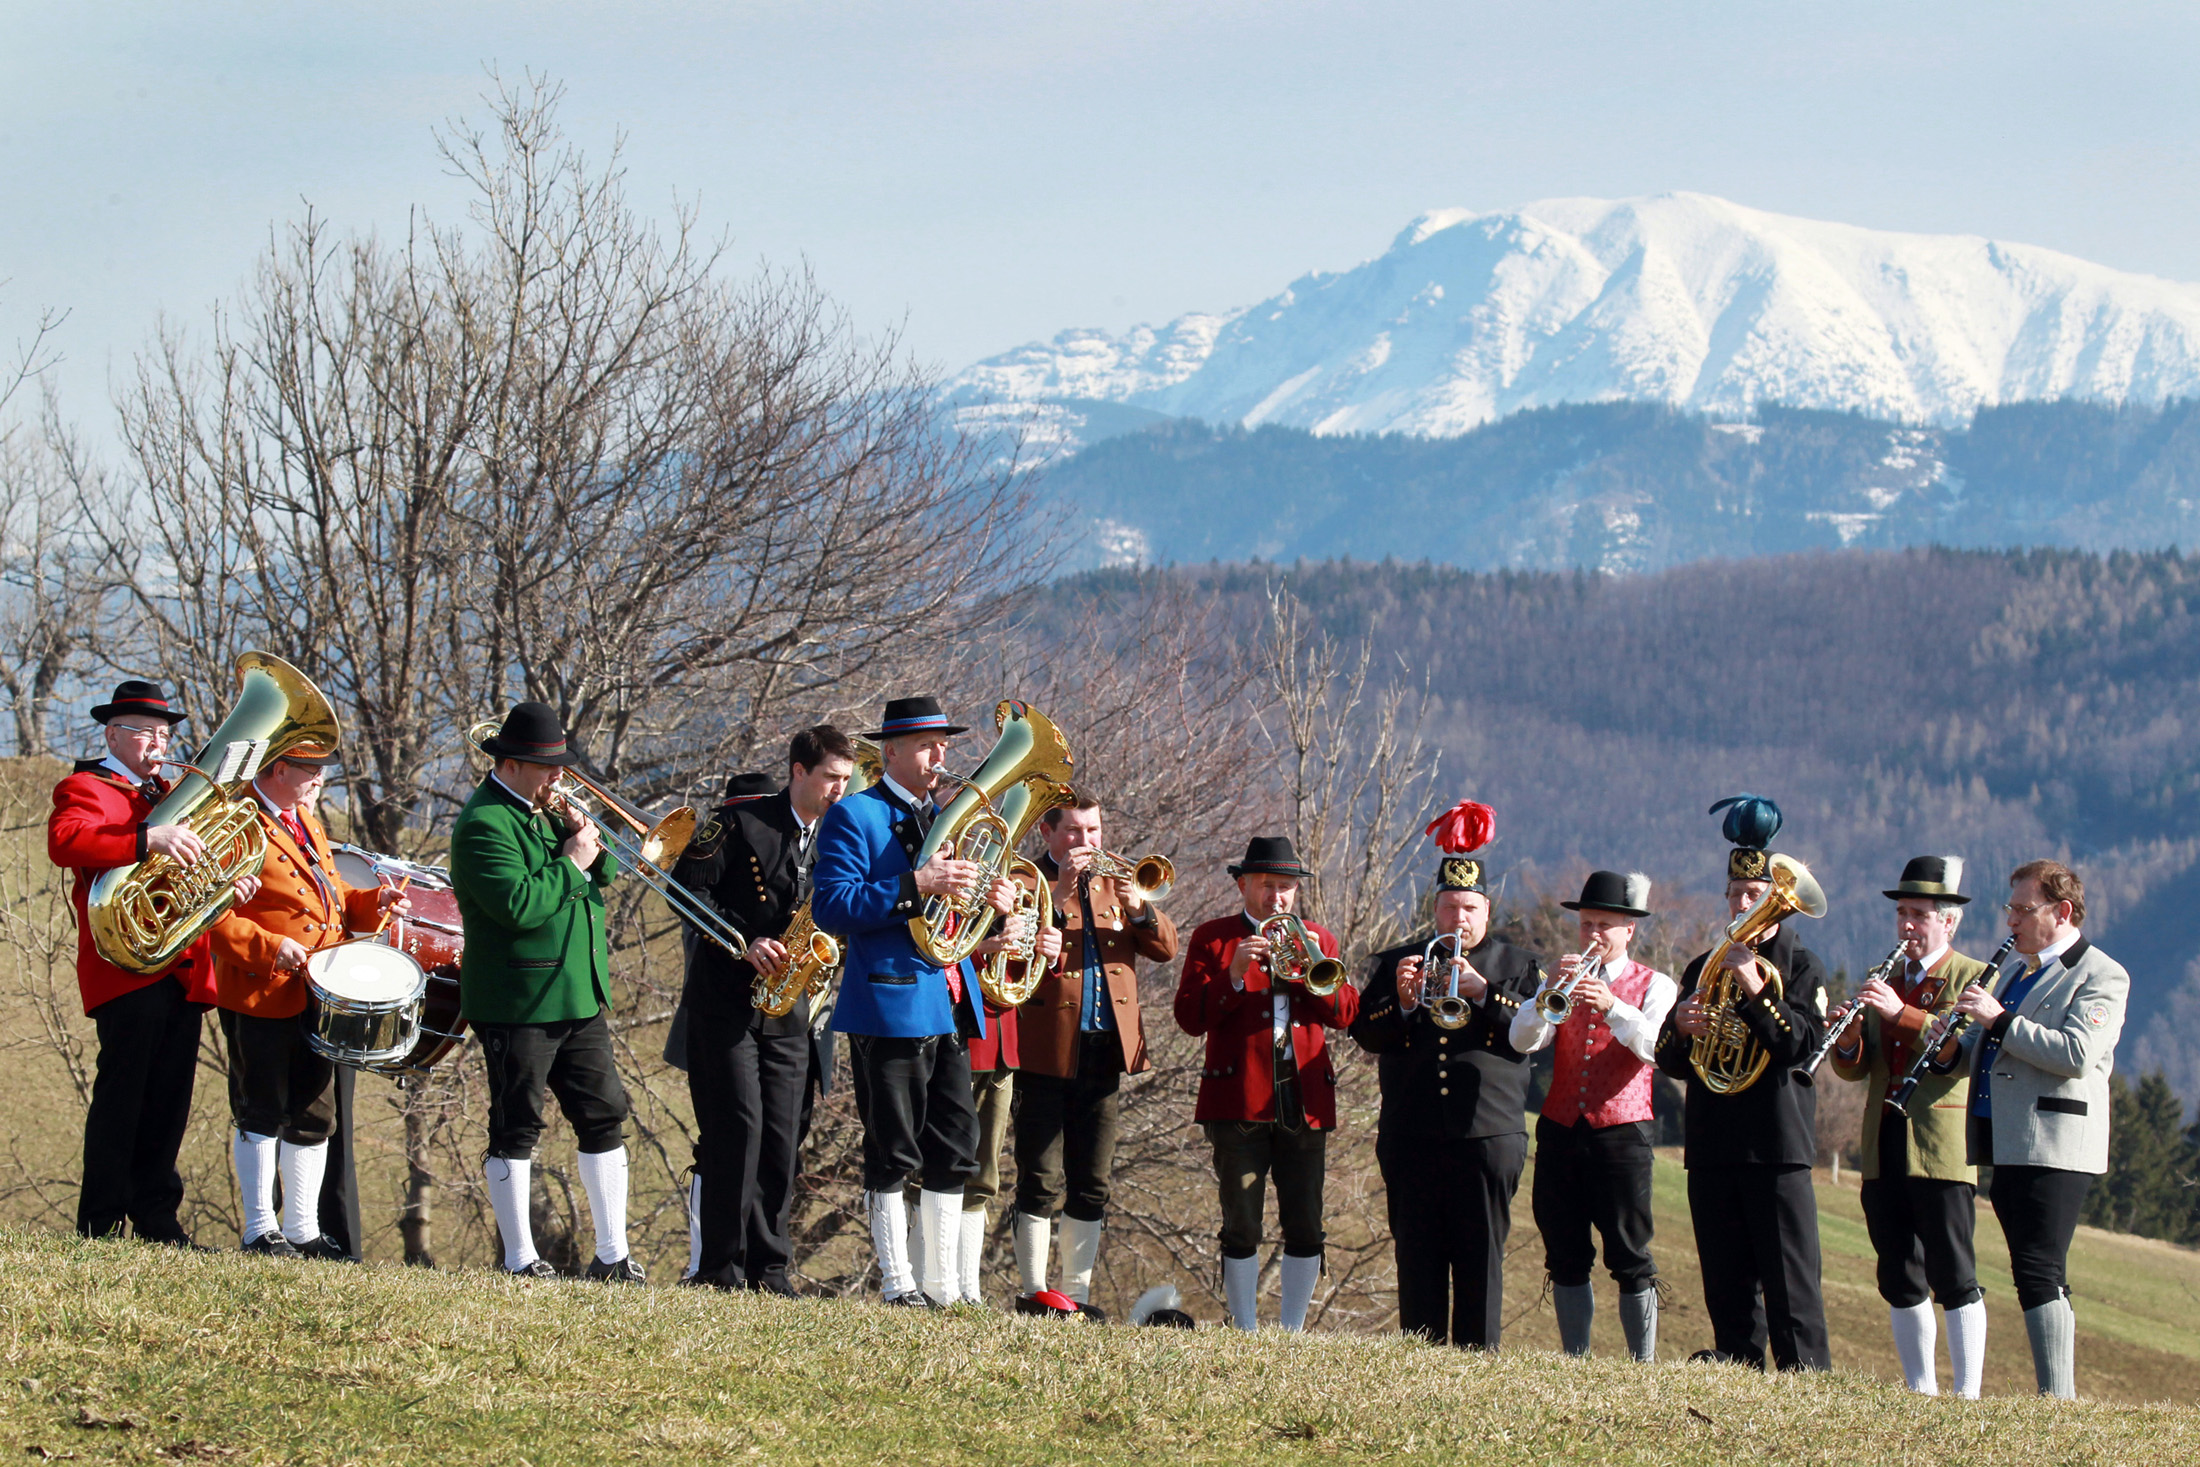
[1689,853,1826,1095]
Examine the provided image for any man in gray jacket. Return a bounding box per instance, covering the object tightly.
[1943,859,2127,1399]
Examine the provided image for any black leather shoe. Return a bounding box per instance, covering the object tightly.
[752,1275,800,1299]
[290,1235,356,1262]
[505,1259,560,1280]
[1072,1301,1109,1323]
[882,1292,930,1308]
[585,1255,646,1284]
[241,1232,299,1258]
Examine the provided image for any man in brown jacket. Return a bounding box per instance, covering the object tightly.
[1010,794,1178,1318]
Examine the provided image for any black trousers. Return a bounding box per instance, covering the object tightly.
[848,1034,978,1194]
[1859,1113,1979,1308]
[1207,1118,1328,1259]
[1013,1032,1125,1222]
[79,975,207,1241]
[220,1008,336,1144]
[1990,1162,2093,1310]
[477,1014,631,1159]
[687,1006,813,1287]
[1379,1130,1528,1350]
[1687,1164,1831,1371]
[1532,1116,1657,1291]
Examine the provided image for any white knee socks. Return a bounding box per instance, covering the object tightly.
[1223,1254,1260,1331]
[1946,1299,1987,1400]
[1891,1301,1939,1394]
[868,1189,916,1301]
[958,1208,987,1304]
[233,1131,279,1242]
[917,1188,963,1306]
[485,1157,536,1272]
[1059,1216,1104,1305]
[1014,1210,1051,1296]
[277,1139,328,1244]
[1278,1253,1321,1332]
[576,1147,630,1266]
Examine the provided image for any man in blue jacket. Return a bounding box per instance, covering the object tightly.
[813,696,1015,1306]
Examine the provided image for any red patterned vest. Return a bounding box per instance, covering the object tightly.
[1542,959,1659,1128]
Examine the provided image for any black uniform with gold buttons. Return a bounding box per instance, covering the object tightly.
[672,772,833,1292]
[1352,925,1543,1349]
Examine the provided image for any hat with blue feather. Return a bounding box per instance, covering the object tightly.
[1708,793,1782,883]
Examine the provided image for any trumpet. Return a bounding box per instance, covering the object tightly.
[464,720,749,960]
[1259,913,1344,997]
[1535,947,1612,1026]
[1791,943,1906,1087]
[1419,923,1474,1030]
[1885,933,2019,1117]
[1086,849,1174,905]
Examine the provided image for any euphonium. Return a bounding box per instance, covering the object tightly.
[1087,849,1174,905]
[977,857,1048,1008]
[89,652,341,975]
[908,701,1075,967]
[1421,923,1473,1029]
[1259,913,1345,997]
[1689,852,1827,1095]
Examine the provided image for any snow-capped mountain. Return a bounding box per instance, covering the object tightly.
[950,193,2200,449]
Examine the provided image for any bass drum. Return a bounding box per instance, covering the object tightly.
[331,843,470,1079]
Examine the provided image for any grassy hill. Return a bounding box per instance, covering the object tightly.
[3,1225,2195,1467]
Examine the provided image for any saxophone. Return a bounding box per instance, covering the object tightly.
[750,737,881,1018]
[88,652,341,975]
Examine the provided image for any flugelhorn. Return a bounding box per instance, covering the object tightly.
[463,720,748,959]
[1087,849,1174,905]
[90,652,342,974]
[1792,943,1906,1087]
[1260,913,1344,997]
[1420,921,1473,1029]
[1689,853,1827,1095]
[1885,933,2019,1117]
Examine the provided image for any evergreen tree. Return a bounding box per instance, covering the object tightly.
[2085,1072,2195,1243]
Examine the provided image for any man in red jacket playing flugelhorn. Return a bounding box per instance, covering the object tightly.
[1173,836,1357,1331]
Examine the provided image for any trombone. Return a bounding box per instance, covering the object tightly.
[463,720,750,960]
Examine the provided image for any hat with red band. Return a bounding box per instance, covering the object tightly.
[91,679,188,726]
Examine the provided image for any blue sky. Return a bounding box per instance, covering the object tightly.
[5,1,2199,421]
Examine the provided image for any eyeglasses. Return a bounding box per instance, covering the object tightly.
[108,724,170,740]
[2002,900,2051,916]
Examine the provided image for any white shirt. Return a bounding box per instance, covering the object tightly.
[2011,928,2080,980]
[880,772,933,827]
[1509,958,1679,1064]
[1907,943,1951,982]
[98,754,145,787]
[1227,910,1294,1044]
[790,794,816,854]
[490,770,539,810]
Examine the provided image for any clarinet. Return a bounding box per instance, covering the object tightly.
[1791,943,1907,1087]
[1884,933,2020,1118]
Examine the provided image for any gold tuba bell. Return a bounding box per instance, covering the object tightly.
[1688,853,1827,1095]
[907,701,1075,968]
[89,652,342,975]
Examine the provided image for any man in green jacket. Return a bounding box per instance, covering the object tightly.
[453,702,639,1281]
[1829,856,1987,1398]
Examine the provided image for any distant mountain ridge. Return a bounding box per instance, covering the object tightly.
[952,193,2200,453]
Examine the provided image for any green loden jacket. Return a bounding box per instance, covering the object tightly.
[1830,948,1985,1183]
[451,775,619,1025]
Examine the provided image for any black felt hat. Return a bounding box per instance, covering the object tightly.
[1884,855,1971,905]
[479,702,581,766]
[90,679,187,726]
[863,696,969,740]
[1227,836,1313,880]
[1562,869,1653,918]
[722,771,779,802]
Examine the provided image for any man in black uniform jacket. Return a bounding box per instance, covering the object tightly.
[1654,794,1831,1371]
[1350,806,1543,1350]
[674,725,855,1294]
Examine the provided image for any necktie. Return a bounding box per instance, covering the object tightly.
[1906,959,1922,987]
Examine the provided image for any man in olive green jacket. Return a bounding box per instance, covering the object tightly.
[453,702,639,1282]
[1829,856,1987,1399]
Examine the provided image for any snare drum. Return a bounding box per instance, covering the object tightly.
[306,943,427,1069]
[328,843,472,1077]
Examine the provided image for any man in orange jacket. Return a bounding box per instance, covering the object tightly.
[207,746,404,1257]
[48,680,230,1244]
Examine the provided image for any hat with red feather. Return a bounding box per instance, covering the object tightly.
[1426,799,1496,893]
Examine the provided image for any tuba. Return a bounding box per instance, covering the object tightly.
[752,746,881,1018]
[1259,913,1345,997]
[976,857,1048,1008]
[89,652,342,975]
[1689,853,1827,1095]
[907,701,1075,968]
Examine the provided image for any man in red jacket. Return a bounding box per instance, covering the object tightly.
[46,679,234,1244]
[1173,836,1358,1331]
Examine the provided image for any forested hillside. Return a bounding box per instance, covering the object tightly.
[1057,547,2200,1100]
[1036,399,2200,572]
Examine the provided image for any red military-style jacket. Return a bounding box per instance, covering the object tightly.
[1173,912,1359,1129]
[48,760,217,1014]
